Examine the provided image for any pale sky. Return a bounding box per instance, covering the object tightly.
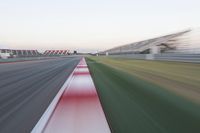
[0,0,200,52]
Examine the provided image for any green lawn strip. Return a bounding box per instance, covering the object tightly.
[88,57,200,103]
[90,57,200,86]
[86,58,200,133]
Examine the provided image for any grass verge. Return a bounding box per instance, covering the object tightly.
[88,57,200,103]
[86,57,200,133]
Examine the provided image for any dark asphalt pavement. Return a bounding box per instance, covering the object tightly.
[0,57,81,133]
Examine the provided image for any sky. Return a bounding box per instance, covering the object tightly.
[0,0,200,52]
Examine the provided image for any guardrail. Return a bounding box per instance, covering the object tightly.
[107,53,200,63]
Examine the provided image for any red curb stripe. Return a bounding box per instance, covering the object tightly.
[43,58,111,133]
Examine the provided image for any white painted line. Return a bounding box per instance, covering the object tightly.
[43,58,111,133]
[31,67,77,133]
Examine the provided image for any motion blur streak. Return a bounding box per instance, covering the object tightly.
[43,58,111,133]
[0,57,81,133]
[87,57,200,133]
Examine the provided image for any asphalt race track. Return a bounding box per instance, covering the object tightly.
[0,57,81,133]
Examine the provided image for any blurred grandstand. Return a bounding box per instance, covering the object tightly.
[43,50,70,56]
[98,29,200,62]
[0,49,41,59]
[100,29,200,55]
[0,49,71,59]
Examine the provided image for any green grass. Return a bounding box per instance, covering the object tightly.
[86,57,200,133]
[88,57,200,103]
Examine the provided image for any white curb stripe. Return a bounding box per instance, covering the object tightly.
[31,66,77,133]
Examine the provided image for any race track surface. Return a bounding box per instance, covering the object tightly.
[0,57,81,133]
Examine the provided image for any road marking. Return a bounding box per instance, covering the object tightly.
[42,58,111,133]
[31,63,77,133]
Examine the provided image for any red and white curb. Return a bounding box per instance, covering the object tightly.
[32,58,111,133]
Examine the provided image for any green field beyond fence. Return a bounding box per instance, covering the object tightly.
[86,57,200,133]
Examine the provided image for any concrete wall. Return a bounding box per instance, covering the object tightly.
[108,53,200,63]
